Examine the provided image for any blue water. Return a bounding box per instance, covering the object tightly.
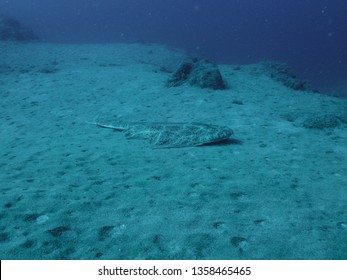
[1,0,347,95]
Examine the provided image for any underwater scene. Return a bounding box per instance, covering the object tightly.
[0,1,346,260]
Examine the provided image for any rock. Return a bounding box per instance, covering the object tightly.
[166,59,227,90]
[258,61,307,91]
[167,62,194,87]
[0,15,37,41]
[301,113,347,129]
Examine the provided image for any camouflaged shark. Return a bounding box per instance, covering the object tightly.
[92,116,233,148]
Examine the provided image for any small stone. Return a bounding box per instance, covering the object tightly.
[36,215,49,224]
[48,226,70,237]
[230,236,247,247]
[337,222,347,229]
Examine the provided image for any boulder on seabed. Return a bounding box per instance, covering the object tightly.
[166,59,227,90]
[258,61,307,91]
[0,14,38,41]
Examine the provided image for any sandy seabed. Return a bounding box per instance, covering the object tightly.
[0,42,346,259]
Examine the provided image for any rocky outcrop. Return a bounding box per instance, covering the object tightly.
[257,61,307,91]
[166,59,227,90]
[0,15,37,41]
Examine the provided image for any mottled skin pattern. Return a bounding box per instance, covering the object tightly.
[93,117,233,148]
